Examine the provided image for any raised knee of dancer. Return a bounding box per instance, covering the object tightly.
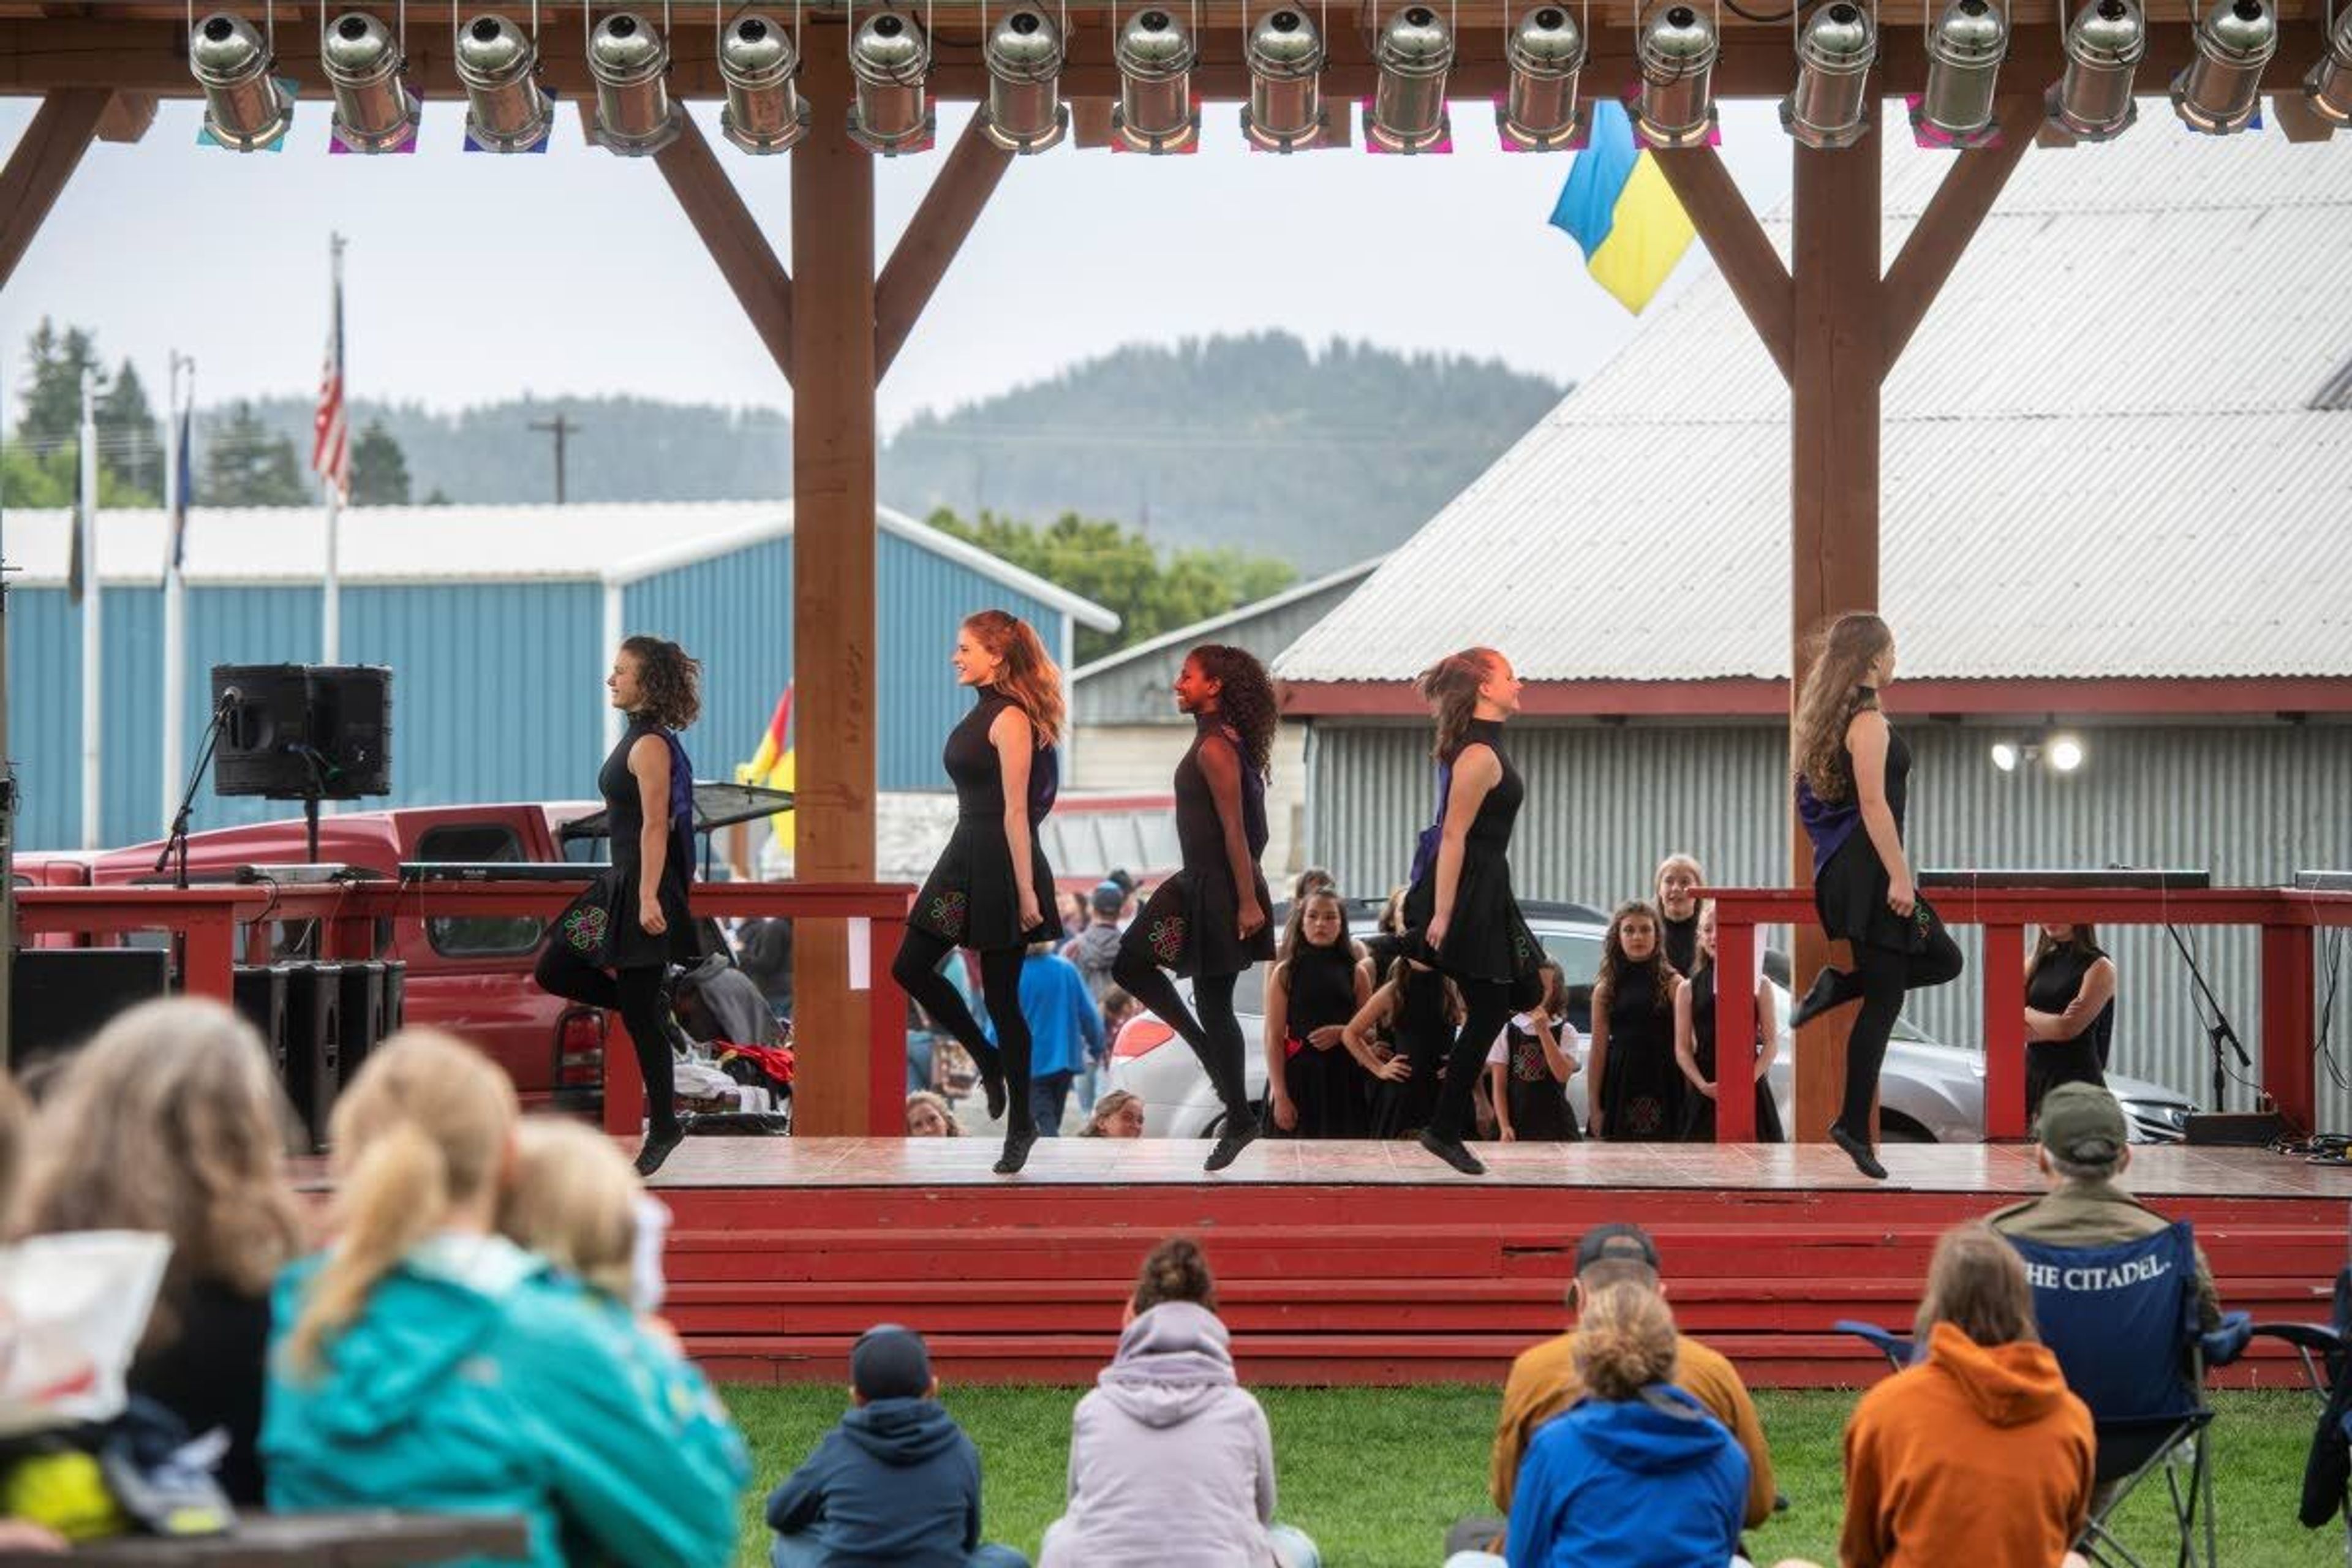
[1110,945,1158,995]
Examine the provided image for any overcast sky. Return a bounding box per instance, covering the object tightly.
[1,95,1792,433]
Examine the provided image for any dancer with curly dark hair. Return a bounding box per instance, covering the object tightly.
[535,635,704,1175]
[1104,646,1274,1171]
[1587,900,1684,1142]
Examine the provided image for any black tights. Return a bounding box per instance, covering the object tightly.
[1112,952,1249,1123]
[535,944,676,1136]
[891,929,1033,1135]
[1432,978,1515,1145]
[1840,929,1966,1137]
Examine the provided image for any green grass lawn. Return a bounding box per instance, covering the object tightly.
[724,1384,2324,1567]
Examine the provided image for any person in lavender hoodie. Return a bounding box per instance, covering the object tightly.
[1038,1239,1321,1568]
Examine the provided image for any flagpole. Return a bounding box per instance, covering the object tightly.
[78,366,102,850]
[162,352,191,829]
[321,231,345,666]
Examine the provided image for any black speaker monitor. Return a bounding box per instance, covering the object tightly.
[211,663,393,800]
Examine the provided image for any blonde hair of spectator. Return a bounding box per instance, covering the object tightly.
[1570,1280,1681,1402]
[498,1117,641,1301]
[1913,1220,2040,1348]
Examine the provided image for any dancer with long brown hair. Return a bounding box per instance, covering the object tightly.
[1789,612,1964,1178]
[1113,646,1280,1172]
[891,609,1065,1175]
[1400,647,1543,1175]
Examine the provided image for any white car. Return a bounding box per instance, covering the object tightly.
[1107,913,2196,1145]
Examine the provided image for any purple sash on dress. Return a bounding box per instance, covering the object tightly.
[1795,774,1861,879]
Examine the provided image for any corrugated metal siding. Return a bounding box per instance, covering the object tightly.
[626,535,795,788]
[1308,719,2352,1127]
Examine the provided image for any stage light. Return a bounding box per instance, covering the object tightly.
[1368,5,1455,153]
[1990,742,2019,772]
[2048,736,2085,772]
[1500,5,1588,151]
[455,13,555,153]
[1781,2,1876,149]
[1918,0,2008,145]
[588,11,683,156]
[1242,7,1328,153]
[320,12,418,153]
[1114,7,1200,153]
[1634,4,1719,149]
[981,7,1070,154]
[190,13,295,152]
[2309,7,2352,123]
[2172,0,2277,132]
[848,7,934,154]
[718,13,810,154]
[2046,0,2144,141]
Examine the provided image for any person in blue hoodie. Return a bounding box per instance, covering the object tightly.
[766,1325,1027,1568]
[1502,1280,1749,1568]
[262,1029,748,1568]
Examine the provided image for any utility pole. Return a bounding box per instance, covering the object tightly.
[529,412,579,505]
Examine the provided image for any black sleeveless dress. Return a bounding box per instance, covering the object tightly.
[1403,718,1542,1001]
[1660,914,1700,977]
[908,691,1061,951]
[593,717,697,971]
[1681,963,1784,1143]
[1597,964,1682,1141]
[2026,945,2112,1118]
[1125,712,1276,979]
[1278,939,1372,1139]
[1803,710,1952,958]
[1370,963,1451,1139]
[1496,1011,1580,1142]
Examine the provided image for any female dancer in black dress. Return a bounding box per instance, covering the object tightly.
[1401,647,1543,1175]
[2024,923,2116,1120]
[535,636,702,1175]
[1789,612,1965,1178]
[1586,901,1683,1141]
[1112,646,1280,1171]
[889,610,1063,1175]
[1264,887,1375,1140]
[1675,901,1784,1143]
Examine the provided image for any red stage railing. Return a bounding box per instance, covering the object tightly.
[1708,883,2352,1142]
[15,881,914,1137]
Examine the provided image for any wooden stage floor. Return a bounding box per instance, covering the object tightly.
[635,1140,2349,1388]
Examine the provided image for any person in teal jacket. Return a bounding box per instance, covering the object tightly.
[261,1030,747,1568]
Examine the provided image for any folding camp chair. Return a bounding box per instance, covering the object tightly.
[2248,1264,2352,1561]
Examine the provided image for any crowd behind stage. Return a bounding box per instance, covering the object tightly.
[897,853,2119,1148]
[1,992,2226,1567]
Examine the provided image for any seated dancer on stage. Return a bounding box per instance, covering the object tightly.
[1265,887,1376,1140]
[891,611,1065,1177]
[1400,647,1545,1176]
[1346,951,1458,1141]
[1586,902,1684,1142]
[2023,924,2116,1121]
[1654,853,1705,976]
[1485,961,1581,1144]
[535,636,703,1177]
[1675,902,1784,1144]
[1110,646,1281,1172]
[1788,613,1964,1180]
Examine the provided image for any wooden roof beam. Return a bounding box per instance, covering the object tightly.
[874,110,1014,382]
[1653,141,1794,385]
[0,86,107,289]
[1879,91,2041,377]
[653,110,796,385]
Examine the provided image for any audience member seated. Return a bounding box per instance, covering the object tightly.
[1039,1238,1321,1568]
[1840,1222,2094,1568]
[907,1091,963,1138]
[499,1117,671,1314]
[15,999,307,1506]
[766,1325,1027,1568]
[1988,1083,2222,1330]
[263,1029,748,1568]
[1082,1090,1147,1139]
[0,1071,68,1556]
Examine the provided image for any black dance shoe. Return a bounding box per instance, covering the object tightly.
[1417,1128,1488,1177]
[635,1121,687,1178]
[977,1063,1009,1123]
[1204,1114,1262,1174]
[1829,1122,1888,1181]
[993,1124,1039,1176]
[1790,966,1866,1029]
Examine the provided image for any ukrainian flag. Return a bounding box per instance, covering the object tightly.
[1550,99,1697,315]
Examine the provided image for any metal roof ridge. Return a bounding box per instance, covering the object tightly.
[1070,554,1390,680]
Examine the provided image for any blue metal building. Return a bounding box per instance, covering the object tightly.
[5,501,1115,850]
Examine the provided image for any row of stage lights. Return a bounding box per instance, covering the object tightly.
[189,0,2352,159]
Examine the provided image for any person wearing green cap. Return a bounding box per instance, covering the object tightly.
[1987,1083,2221,1330]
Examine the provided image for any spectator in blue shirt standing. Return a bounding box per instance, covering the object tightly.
[989,940,1104,1136]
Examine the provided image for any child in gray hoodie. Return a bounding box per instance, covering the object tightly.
[1040,1240,1321,1568]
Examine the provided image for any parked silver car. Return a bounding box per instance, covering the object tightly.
[1107,913,2196,1144]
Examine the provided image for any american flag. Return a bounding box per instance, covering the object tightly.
[312,238,349,499]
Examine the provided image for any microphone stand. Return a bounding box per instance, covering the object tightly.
[156,697,232,890]
[2113,862,2254,1110]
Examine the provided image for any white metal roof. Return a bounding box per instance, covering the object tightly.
[1276,126,2352,687]
[1,499,1120,631]
[1070,554,1389,683]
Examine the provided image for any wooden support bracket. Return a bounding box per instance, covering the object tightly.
[654,111,796,385]
[874,111,1016,380]
[0,88,110,291]
[1653,141,1796,385]
[1879,93,2042,377]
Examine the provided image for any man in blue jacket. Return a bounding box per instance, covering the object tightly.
[767,1325,1028,1568]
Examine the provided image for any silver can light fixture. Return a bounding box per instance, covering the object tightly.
[1114,7,1200,153]
[1634,4,1719,149]
[2309,6,2352,124]
[1916,0,2008,146]
[848,7,935,154]
[1781,2,1876,149]
[1368,5,1454,153]
[718,12,810,154]
[981,7,1071,154]
[588,10,684,156]
[190,12,295,152]
[2045,0,2144,141]
[1499,5,1587,151]
[1241,7,1328,154]
[455,12,556,153]
[321,12,419,153]
[2171,0,2277,134]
